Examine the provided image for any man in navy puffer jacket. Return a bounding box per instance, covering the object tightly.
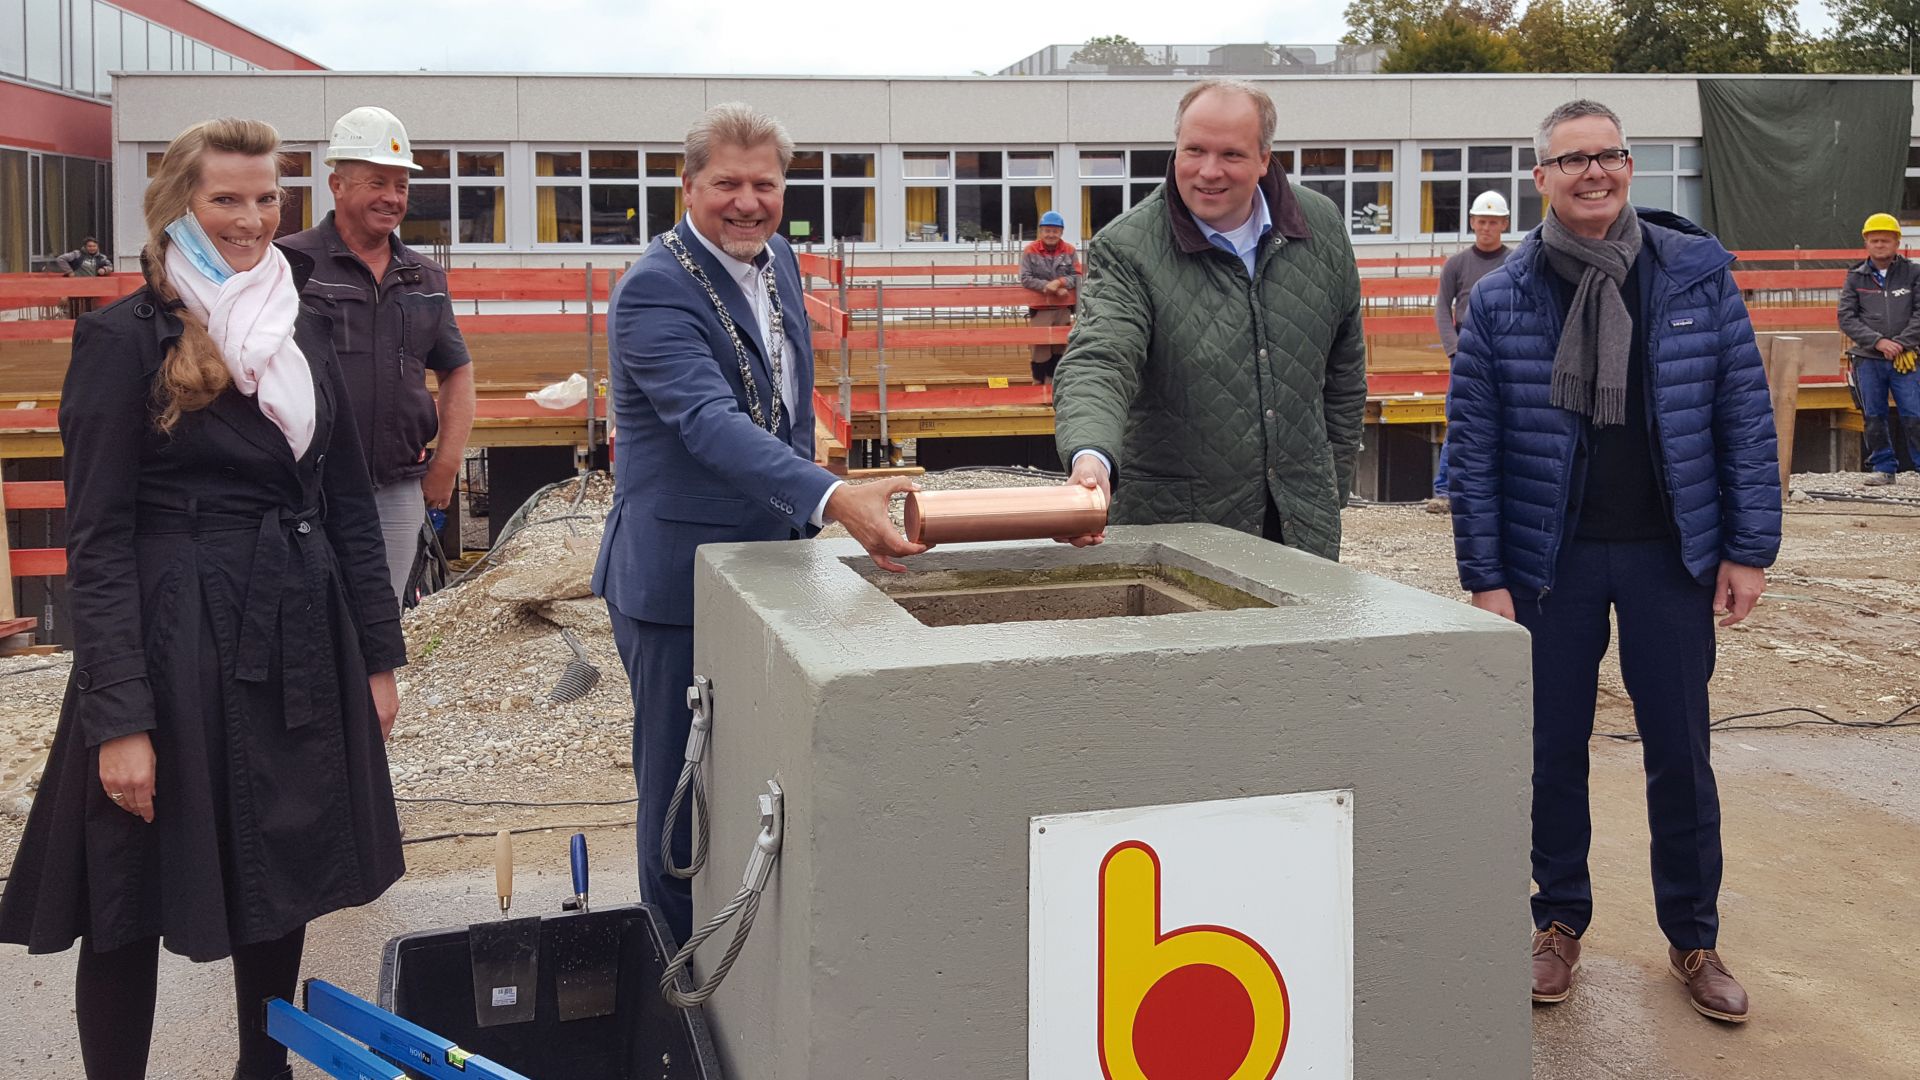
[1447,100,1780,1024]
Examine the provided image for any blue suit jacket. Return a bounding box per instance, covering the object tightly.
[592,220,835,626]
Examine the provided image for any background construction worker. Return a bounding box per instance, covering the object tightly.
[282,106,477,608]
[1837,211,1920,485]
[1428,190,1512,513]
[1019,208,1079,385]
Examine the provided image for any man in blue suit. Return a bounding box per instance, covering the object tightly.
[594,103,924,942]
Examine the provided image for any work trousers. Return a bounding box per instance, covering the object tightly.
[1029,305,1071,383]
[1513,538,1723,951]
[1854,356,1920,473]
[372,478,426,611]
[606,605,696,947]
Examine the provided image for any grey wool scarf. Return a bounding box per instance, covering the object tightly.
[1540,205,1642,428]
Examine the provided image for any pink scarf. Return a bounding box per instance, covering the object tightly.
[165,241,317,460]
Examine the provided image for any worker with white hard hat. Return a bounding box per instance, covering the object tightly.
[280,106,476,608]
[1837,210,1920,485]
[1425,188,1512,512]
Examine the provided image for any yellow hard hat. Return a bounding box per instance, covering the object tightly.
[1862,212,1901,236]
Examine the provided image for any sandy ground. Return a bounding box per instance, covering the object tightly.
[1,471,1917,1077]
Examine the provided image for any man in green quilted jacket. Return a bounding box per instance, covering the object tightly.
[1052,79,1367,560]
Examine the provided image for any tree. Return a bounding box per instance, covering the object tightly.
[1070,35,1152,67]
[1826,0,1920,72]
[1513,0,1621,71]
[1342,0,1446,44]
[1381,12,1528,71]
[1610,0,1804,72]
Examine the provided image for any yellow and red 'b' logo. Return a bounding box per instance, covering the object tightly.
[1099,841,1289,1080]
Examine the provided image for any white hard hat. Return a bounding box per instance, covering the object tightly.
[324,106,421,171]
[1469,190,1511,218]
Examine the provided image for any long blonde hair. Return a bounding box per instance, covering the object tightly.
[142,117,283,432]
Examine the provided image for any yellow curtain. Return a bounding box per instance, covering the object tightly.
[906,187,938,239]
[537,189,558,243]
[1035,187,1053,215]
[863,189,875,239]
[1420,182,1436,233]
[493,192,506,244]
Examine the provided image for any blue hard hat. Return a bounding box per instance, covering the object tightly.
[1039,210,1065,227]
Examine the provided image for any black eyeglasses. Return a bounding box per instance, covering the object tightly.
[1539,148,1631,175]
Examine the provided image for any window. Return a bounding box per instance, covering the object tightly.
[1077,148,1170,239]
[778,149,875,246]
[0,149,26,272]
[1,0,25,78]
[275,148,314,239]
[1288,146,1395,236]
[1902,145,1920,228]
[532,145,683,247]
[1625,142,1703,222]
[92,2,119,96]
[70,0,92,94]
[904,149,1055,243]
[1419,144,1539,236]
[401,147,507,248]
[25,0,62,85]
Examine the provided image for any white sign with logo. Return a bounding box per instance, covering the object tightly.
[1029,790,1354,1080]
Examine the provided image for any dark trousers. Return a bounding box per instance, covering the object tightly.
[75,927,305,1080]
[1514,538,1722,951]
[607,605,696,946]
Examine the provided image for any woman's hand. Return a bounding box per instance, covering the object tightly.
[98,732,157,823]
[369,670,399,741]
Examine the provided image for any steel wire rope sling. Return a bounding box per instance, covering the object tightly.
[661,779,784,1009]
[661,676,714,879]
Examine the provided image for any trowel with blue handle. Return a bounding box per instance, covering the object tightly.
[551,831,622,1020]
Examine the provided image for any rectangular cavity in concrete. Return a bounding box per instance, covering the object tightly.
[855,560,1278,627]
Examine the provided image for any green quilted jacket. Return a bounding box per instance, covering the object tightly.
[1052,161,1367,560]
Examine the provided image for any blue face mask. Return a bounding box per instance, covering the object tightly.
[164,213,236,285]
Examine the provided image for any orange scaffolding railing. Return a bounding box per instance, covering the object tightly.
[0,243,1881,454]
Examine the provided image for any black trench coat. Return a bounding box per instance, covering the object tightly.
[0,248,408,962]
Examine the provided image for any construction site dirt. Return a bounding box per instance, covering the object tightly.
[1,469,1916,1078]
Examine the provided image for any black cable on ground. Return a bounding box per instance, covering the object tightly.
[400,819,632,847]
[1801,490,1920,508]
[395,795,637,808]
[1596,702,1920,742]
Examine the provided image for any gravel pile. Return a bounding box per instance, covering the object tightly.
[389,473,634,794]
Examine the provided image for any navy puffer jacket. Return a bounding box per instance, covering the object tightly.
[1446,209,1781,596]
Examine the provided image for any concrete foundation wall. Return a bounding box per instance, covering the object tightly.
[690,525,1534,1079]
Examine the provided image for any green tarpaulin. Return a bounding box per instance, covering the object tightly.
[1698,79,1911,250]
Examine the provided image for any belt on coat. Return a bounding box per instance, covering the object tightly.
[135,500,339,731]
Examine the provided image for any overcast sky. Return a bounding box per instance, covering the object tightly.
[201,0,1838,75]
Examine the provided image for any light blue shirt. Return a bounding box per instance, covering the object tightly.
[1191,195,1273,278]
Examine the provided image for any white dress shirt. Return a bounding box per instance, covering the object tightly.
[686,219,839,525]
[687,221,799,417]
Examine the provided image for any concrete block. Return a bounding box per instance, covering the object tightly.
[890,79,1071,143]
[703,79,892,143]
[113,73,330,142]
[322,75,521,142]
[1408,78,1582,141]
[690,524,1533,1080]
[517,77,707,142]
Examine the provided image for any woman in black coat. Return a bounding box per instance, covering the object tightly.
[0,119,407,1080]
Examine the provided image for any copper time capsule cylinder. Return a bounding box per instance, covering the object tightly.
[903,485,1109,545]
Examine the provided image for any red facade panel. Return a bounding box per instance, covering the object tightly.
[0,83,113,159]
[111,0,324,70]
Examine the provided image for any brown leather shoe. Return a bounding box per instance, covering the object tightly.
[1531,922,1582,1003]
[1669,947,1751,1023]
